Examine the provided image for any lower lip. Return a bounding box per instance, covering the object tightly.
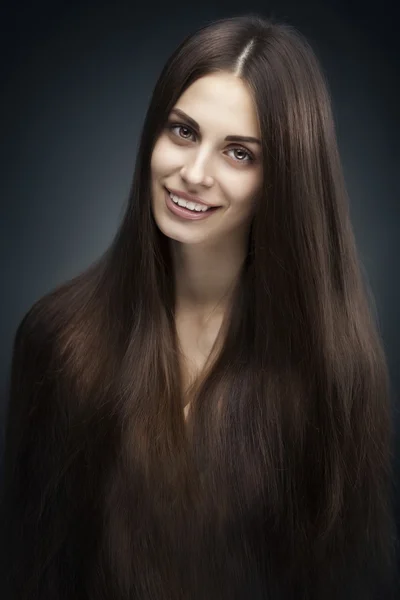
[164,188,219,220]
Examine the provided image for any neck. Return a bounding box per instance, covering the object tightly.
[171,237,247,322]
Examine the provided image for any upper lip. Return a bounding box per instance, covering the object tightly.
[166,187,219,208]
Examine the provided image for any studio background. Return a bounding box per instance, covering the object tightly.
[0,0,398,570]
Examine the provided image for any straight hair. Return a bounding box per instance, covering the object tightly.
[2,13,398,600]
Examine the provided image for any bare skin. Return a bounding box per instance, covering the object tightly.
[150,72,263,417]
[176,308,225,419]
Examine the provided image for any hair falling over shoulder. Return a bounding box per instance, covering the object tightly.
[1,13,398,600]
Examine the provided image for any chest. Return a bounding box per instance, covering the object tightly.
[175,313,223,417]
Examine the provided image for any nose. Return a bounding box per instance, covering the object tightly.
[180,153,214,187]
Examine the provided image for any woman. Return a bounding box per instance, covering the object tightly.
[1,13,398,600]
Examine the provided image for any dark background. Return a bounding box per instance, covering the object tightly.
[0,0,398,581]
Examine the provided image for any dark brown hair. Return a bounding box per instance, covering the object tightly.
[2,13,398,600]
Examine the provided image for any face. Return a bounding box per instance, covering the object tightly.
[150,72,263,247]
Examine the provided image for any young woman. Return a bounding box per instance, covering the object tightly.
[1,14,398,600]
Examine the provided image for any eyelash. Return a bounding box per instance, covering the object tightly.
[167,122,255,164]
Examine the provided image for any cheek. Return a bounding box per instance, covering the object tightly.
[234,195,258,217]
[227,178,260,212]
[150,143,163,175]
[150,138,166,171]
[151,137,181,176]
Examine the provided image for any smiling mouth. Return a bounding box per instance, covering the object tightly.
[166,190,220,213]
[166,188,220,210]
[164,187,223,221]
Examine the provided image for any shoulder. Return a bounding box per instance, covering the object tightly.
[9,278,106,420]
[11,276,83,377]
[7,289,74,437]
[13,274,103,376]
[14,291,63,351]
[10,297,62,393]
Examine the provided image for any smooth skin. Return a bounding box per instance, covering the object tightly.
[150,72,263,410]
[151,71,263,321]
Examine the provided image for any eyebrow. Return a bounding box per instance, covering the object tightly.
[169,108,261,145]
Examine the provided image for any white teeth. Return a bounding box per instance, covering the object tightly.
[169,192,209,212]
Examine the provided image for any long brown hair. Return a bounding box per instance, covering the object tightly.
[2,13,398,600]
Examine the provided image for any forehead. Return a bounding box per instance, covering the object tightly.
[172,73,260,137]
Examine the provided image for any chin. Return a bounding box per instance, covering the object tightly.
[155,219,207,246]
[158,223,198,244]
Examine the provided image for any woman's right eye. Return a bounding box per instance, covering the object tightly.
[168,123,195,140]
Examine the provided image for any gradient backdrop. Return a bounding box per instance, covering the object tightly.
[0,0,398,564]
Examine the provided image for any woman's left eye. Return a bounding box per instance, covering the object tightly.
[167,123,255,163]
